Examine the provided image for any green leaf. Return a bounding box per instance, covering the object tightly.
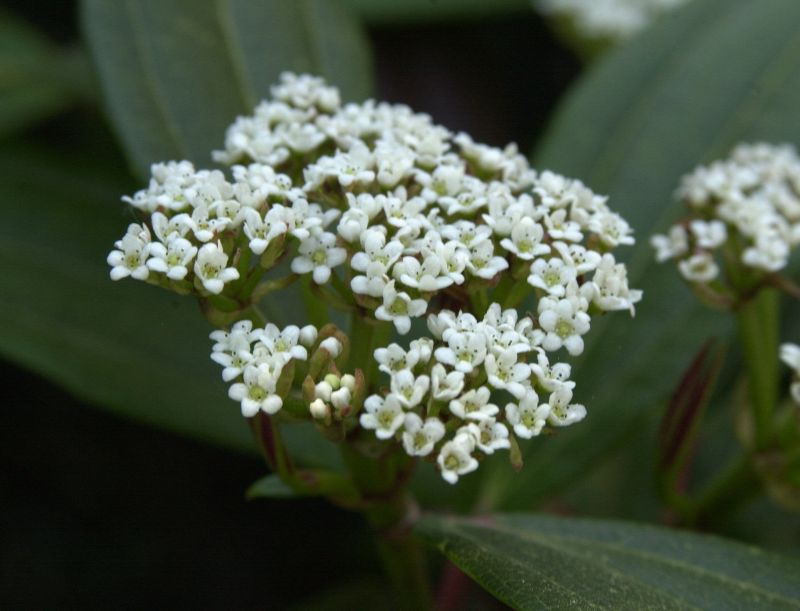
[418,513,800,610]
[0,143,255,451]
[341,0,528,24]
[0,9,92,135]
[246,474,298,499]
[81,0,374,179]
[480,0,800,509]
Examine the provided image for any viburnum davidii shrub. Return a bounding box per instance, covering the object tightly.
[107,73,641,488]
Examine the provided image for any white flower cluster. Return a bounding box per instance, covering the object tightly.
[109,73,642,485]
[110,73,640,332]
[780,343,800,405]
[357,304,586,484]
[652,144,800,284]
[536,0,690,42]
[210,320,323,416]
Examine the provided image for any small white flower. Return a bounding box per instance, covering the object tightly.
[242,207,287,254]
[678,252,719,283]
[588,210,635,247]
[410,337,434,363]
[553,241,602,274]
[393,254,452,291]
[107,223,152,281]
[690,219,727,249]
[374,280,427,334]
[462,420,511,454]
[583,253,643,315]
[291,231,347,284]
[484,349,531,399]
[146,237,197,280]
[651,225,688,262]
[437,432,478,484]
[194,242,240,294]
[547,385,586,426]
[360,394,406,440]
[375,343,420,375]
[448,387,499,421]
[261,324,307,361]
[188,202,230,243]
[390,369,430,408]
[505,390,550,439]
[430,363,465,400]
[466,240,509,279]
[228,363,283,416]
[544,208,583,242]
[151,211,191,243]
[538,296,591,355]
[529,350,574,392]
[500,217,550,260]
[434,332,488,374]
[402,413,445,456]
[527,257,577,297]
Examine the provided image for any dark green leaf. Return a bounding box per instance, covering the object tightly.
[0,9,92,135]
[342,0,528,24]
[418,513,800,610]
[246,474,298,499]
[81,0,374,178]
[480,0,800,509]
[0,138,352,466]
[0,143,255,451]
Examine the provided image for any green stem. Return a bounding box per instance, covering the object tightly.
[365,497,433,611]
[301,275,328,328]
[735,288,779,449]
[350,314,392,391]
[341,444,433,611]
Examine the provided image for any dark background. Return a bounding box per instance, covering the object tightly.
[0,2,580,608]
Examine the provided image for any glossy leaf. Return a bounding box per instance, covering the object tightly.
[418,513,800,610]
[479,0,800,509]
[81,0,374,178]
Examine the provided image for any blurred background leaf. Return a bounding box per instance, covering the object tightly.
[0,0,377,458]
[342,0,528,25]
[0,7,92,136]
[418,513,800,609]
[81,0,374,179]
[476,0,800,512]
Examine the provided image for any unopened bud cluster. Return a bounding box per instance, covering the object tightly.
[652,143,800,285]
[107,73,642,484]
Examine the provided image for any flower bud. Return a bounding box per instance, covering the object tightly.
[331,387,351,410]
[309,398,329,420]
[299,325,318,347]
[319,337,342,358]
[315,381,333,402]
[340,374,356,392]
[324,373,341,390]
